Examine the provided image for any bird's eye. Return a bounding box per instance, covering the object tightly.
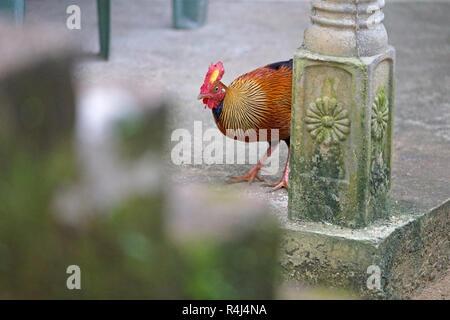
[214,86,219,92]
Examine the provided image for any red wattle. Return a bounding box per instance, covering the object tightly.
[207,99,216,109]
[202,97,218,110]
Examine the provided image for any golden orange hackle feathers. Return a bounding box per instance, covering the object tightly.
[213,63,292,142]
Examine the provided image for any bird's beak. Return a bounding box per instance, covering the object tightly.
[197,93,209,100]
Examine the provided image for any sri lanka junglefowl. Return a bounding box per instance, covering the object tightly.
[198,60,292,191]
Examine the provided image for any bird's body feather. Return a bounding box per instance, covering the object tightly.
[212,60,292,142]
[199,60,293,189]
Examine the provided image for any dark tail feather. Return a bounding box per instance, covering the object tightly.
[265,59,293,70]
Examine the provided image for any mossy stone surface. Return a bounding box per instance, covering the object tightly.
[281,199,449,299]
[289,47,395,228]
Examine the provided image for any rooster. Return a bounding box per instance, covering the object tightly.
[197,60,292,190]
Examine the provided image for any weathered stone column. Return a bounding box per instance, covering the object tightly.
[289,0,395,228]
[282,1,448,299]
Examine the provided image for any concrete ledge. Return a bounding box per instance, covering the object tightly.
[280,199,449,299]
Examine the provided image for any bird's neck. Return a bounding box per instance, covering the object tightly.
[212,97,224,122]
[214,80,265,132]
[211,86,244,121]
[223,85,247,108]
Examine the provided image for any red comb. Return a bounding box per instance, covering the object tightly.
[200,62,224,93]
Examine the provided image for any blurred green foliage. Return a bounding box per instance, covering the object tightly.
[0,144,183,299]
[0,124,280,299]
[0,62,279,298]
[180,218,280,299]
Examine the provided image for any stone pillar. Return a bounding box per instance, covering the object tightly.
[289,0,395,228]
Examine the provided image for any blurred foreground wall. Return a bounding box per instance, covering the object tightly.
[0,20,281,299]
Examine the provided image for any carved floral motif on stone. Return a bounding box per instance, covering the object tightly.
[305,96,350,146]
[371,88,389,141]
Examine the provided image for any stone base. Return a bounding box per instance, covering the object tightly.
[280,199,449,299]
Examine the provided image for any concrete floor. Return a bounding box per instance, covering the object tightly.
[25,0,450,209]
[24,0,450,298]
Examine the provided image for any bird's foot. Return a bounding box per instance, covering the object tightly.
[228,166,264,184]
[264,177,288,191]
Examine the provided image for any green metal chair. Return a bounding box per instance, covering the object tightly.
[0,0,110,60]
[97,0,110,59]
[0,0,25,25]
[172,0,208,29]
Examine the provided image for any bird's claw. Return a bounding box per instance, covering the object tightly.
[264,179,288,191]
[228,171,264,184]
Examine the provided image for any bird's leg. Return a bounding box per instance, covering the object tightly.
[228,142,279,184]
[266,148,290,191]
